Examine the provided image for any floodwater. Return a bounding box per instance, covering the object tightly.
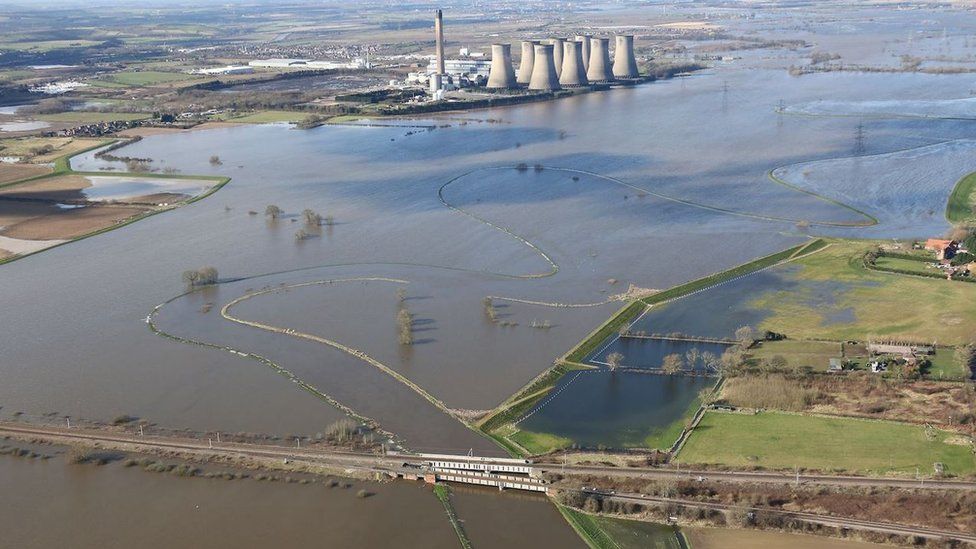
[82,176,212,202]
[0,449,582,548]
[518,371,712,450]
[1,4,975,461]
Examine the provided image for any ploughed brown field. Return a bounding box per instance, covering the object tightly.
[0,163,51,185]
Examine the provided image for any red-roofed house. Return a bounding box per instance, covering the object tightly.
[924,239,959,260]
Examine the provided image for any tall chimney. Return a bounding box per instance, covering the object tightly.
[434,9,445,76]
[549,38,565,78]
[613,35,639,78]
[587,37,614,83]
[528,44,560,91]
[487,43,517,88]
[559,41,588,87]
[575,35,592,71]
[517,40,538,86]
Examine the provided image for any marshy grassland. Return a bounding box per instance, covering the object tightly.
[750,239,976,345]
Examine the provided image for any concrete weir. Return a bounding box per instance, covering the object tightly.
[587,37,614,83]
[528,44,560,91]
[487,43,517,88]
[549,38,565,78]
[517,40,538,86]
[613,34,640,78]
[559,41,588,87]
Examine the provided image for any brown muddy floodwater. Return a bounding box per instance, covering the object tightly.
[0,449,589,548]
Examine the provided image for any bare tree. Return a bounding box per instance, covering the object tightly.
[701,351,719,372]
[686,347,701,369]
[606,352,624,372]
[769,354,789,371]
[265,204,282,219]
[662,353,684,375]
[735,325,756,348]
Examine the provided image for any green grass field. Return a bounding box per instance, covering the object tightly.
[96,70,198,87]
[751,240,976,345]
[558,506,683,549]
[747,339,841,371]
[227,110,310,124]
[874,255,935,276]
[947,172,976,224]
[679,411,976,476]
[36,112,151,123]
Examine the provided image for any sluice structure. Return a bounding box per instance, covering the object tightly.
[587,37,614,83]
[559,41,588,87]
[549,38,565,78]
[517,40,538,85]
[487,43,517,88]
[575,35,592,72]
[528,44,560,91]
[613,34,640,78]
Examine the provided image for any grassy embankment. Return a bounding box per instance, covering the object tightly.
[0,139,230,266]
[432,485,473,549]
[679,411,976,477]
[750,239,976,347]
[558,505,685,549]
[946,171,976,224]
[480,240,821,457]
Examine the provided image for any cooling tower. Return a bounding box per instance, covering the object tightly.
[528,44,560,91]
[549,38,564,78]
[575,35,592,71]
[587,37,614,83]
[559,41,588,87]
[517,40,538,85]
[487,43,517,88]
[613,35,639,79]
[434,9,445,76]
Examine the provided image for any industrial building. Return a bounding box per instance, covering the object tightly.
[426,9,643,94]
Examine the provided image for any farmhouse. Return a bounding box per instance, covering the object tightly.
[924,239,959,260]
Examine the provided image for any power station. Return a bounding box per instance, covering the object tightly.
[429,10,643,94]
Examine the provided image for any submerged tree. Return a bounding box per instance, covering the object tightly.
[606,352,624,372]
[397,308,413,345]
[302,208,322,226]
[209,155,223,166]
[265,204,282,219]
[182,266,219,287]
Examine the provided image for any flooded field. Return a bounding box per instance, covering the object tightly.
[517,371,712,450]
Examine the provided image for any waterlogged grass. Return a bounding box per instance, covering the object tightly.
[947,172,976,224]
[679,411,976,476]
[509,429,573,455]
[752,240,976,345]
